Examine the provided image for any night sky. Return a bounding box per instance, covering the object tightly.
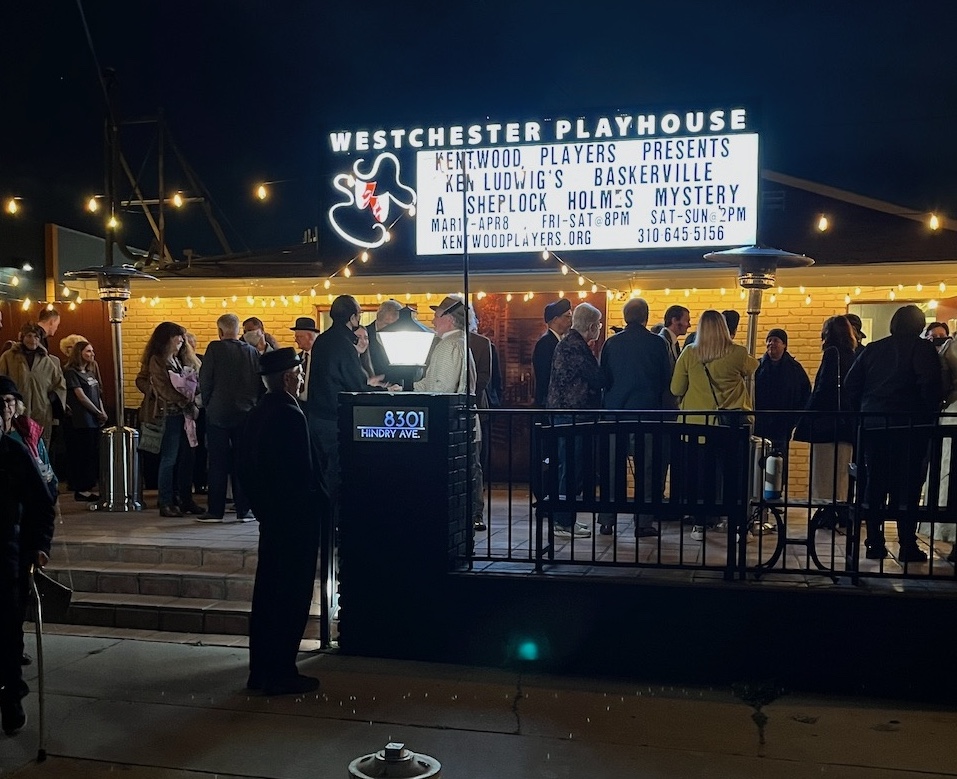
[2,0,954,258]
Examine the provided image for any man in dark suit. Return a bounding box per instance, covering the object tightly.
[241,347,325,696]
[197,313,262,522]
[531,299,572,408]
[306,296,380,516]
[366,299,402,377]
[597,298,674,537]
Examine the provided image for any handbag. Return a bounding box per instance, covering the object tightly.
[138,417,165,454]
[703,362,748,428]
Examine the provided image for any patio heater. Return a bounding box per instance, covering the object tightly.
[703,245,815,358]
[64,264,156,512]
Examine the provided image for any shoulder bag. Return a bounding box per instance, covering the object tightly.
[703,362,747,428]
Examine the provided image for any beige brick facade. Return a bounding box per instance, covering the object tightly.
[116,282,938,496]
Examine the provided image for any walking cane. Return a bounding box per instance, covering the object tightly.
[29,564,47,763]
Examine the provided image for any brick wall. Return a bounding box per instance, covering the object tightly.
[120,284,898,495]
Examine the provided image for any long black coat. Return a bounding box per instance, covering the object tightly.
[532,330,559,408]
[240,391,326,688]
[793,346,856,444]
[306,323,369,421]
[2,434,56,704]
[754,352,811,443]
[844,333,943,425]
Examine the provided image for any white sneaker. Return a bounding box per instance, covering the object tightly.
[690,526,705,541]
[555,525,591,538]
[575,521,590,531]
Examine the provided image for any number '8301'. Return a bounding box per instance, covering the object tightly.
[383,410,425,428]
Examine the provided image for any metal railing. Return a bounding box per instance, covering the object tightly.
[468,408,957,585]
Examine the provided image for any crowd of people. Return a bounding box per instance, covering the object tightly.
[532,298,956,564]
[3,294,955,724]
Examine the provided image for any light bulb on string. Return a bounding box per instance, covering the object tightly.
[528,291,535,300]
[256,184,268,201]
[323,279,331,289]
[200,296,206,304]
[21,297,31,310]
[778,286,784,294]
[740,290,746,300]
[720,288,726,295]
[361,251,369,262]
[384,231,391,242]
[844,294,851,304]
[426,292,433,301]
[231,295,238,302]
[140,295,146,303]
[898,283,904,290]
[293,294,301,303]
[683,289,689,297]
[172,192,184,208]
[506,293,512,302]
[799,285,805,294]
[376,293,383,301]
[542,250,550,260]
[940,282,947,293]
[578,276,585,286]
[889,290,896,300]
[523,293,529,302]
[929,299,939,309]
[558,290,565,298]
[405,292,411,301]
[247,295,254,305]
[591,284,598,294]
[917,283,923,292]
[804,294,812,305]
[578,290,586,299]
[87,197,99,213]
[75,295,82,304]
[606,290,613,300]
[69,302,76,311]
[10,276,19,287]
[310,288,317,298]
[817,215,829,232]
[929,214,940,231]
[855,287,861,296]
[270,299,276,307]
[6,198,19,215]
[343,266,352,278]
[664,288,670,295]
[769,294,776,303]
[107,215,118,229]
[561,264,569,275]
[221,299,227,308]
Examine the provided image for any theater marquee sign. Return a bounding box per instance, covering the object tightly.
[326,107,758,255]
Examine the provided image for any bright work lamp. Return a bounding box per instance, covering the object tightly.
[378,306,435,366]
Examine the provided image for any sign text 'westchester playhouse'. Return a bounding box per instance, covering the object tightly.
[326,107,758,255]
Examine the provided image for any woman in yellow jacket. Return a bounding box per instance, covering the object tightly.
[670,310,758,540]
[670,309,758,424]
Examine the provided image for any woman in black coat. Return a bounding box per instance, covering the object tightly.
[794,315,857,502]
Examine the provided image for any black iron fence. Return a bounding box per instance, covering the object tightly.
[470,409,957,584]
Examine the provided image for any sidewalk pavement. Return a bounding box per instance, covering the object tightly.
[2,633,955,778]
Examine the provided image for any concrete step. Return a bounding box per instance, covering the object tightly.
[42,540,322,639]
[45,562,255,601]
[49,592,321,638]
[51,541,257,571]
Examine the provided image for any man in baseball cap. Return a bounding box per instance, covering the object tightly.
[846,314,866,355]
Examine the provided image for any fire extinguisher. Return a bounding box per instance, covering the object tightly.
[763,450,784,500]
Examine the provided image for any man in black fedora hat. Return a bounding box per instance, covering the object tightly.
[290,316,320,406]
[241,347,325,696]
[532,298,572,408]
